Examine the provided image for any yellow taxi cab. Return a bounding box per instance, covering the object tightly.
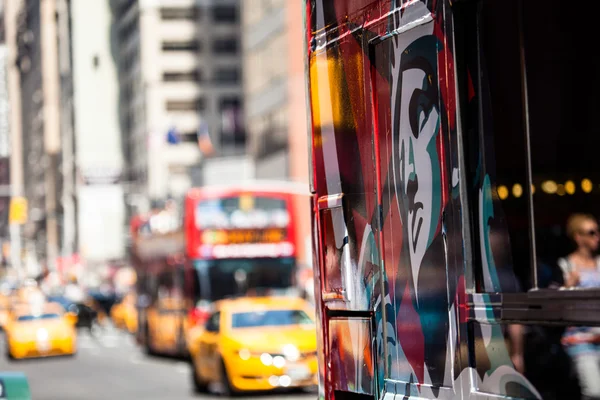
[110,293,138,334]
[145,296,188,356]
[4,302,78,360]
[189,296,317,395]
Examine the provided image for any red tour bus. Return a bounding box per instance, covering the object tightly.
[132,181,310,356]
[306,0,600,399]
[184,181,310,304]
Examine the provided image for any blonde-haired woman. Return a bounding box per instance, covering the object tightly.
[559,213,600,400]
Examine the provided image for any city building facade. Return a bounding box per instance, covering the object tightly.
[70,0,125,264]
[0,5,12,244]
[114,0,244,217]
[14,0,63,273]
[241,0,312,269]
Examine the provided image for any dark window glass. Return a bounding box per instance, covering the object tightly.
[219,97,244,146]
[522,0,600,291]
[465,0,529,293]
[231,310,313,329]
[465,0,600,295]
[165,99,205,112]
[212,5,237,23]
[160,7,198,20]
[162,41,200,52]
[194,258,295,302]
[219,97,240,110]
[214,68,239,83]
[17,313,60,321]
[205,311,220,332]
[162,71,200,82]
[212,38,238,54]
[180,132,199,143]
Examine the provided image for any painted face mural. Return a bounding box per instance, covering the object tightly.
[392,26,442,298]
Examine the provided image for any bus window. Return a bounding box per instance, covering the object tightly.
[523,0,600,292]
[320,206,345,298]
[329,318,374,396]
[461,0,600,313]
[462,0,531,293]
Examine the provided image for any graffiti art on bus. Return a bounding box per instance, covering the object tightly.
[308,0,542,398]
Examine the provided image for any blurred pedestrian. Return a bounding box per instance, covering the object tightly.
[559,213,600,400]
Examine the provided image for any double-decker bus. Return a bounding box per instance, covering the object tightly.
[185,182,310,302]
[130,206,191,357]
[307,0,600,399]
[133,181,310,357]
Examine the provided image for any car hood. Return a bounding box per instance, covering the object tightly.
[229,325,317,353]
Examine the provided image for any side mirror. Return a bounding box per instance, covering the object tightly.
[65,312,78,325]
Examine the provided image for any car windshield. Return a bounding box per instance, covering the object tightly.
[17,313,61,322]
[231,309,313,329]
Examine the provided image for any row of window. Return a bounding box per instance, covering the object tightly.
[165,131,246,147]
[162,68,240,84]
[161,38,238,54]
[160,5,237,23]
[165,97,241,112]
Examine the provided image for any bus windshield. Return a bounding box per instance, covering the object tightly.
[194,257,295,301]
[231,309,313,329]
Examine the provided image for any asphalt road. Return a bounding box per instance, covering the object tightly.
[0,325,316,400]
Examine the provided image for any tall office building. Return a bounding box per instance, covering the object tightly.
[241,1,311,268]
[14,0,63,272]
[114,0,244,215]
[70,0,125,265]
[0,4,12,244]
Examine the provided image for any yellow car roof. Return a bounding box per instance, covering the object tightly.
[215,296,311,314]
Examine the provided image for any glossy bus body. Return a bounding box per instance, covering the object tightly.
[306,1,600,399]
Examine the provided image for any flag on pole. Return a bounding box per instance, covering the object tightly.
[197,121,215,156]
[166,126,180,144]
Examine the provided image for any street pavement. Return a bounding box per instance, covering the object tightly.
[0,324,316,400]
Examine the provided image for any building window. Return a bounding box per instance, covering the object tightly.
[180,132,199,144]
[211,5,237,23]
[212,38,238,54]
[162,71,200,82]
[220,97,245,147]
[162,41,201,52]
[220,97,240,110]
[160,7,198,20]
[214,68,239,84]
[165,99,205,112]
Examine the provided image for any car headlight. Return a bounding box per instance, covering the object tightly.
[260,353,273,366]
[237,350,289,368]
[36,329,49,341]
[282,344,300,362]
[272,355,286,368]
[238,349,251,360]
